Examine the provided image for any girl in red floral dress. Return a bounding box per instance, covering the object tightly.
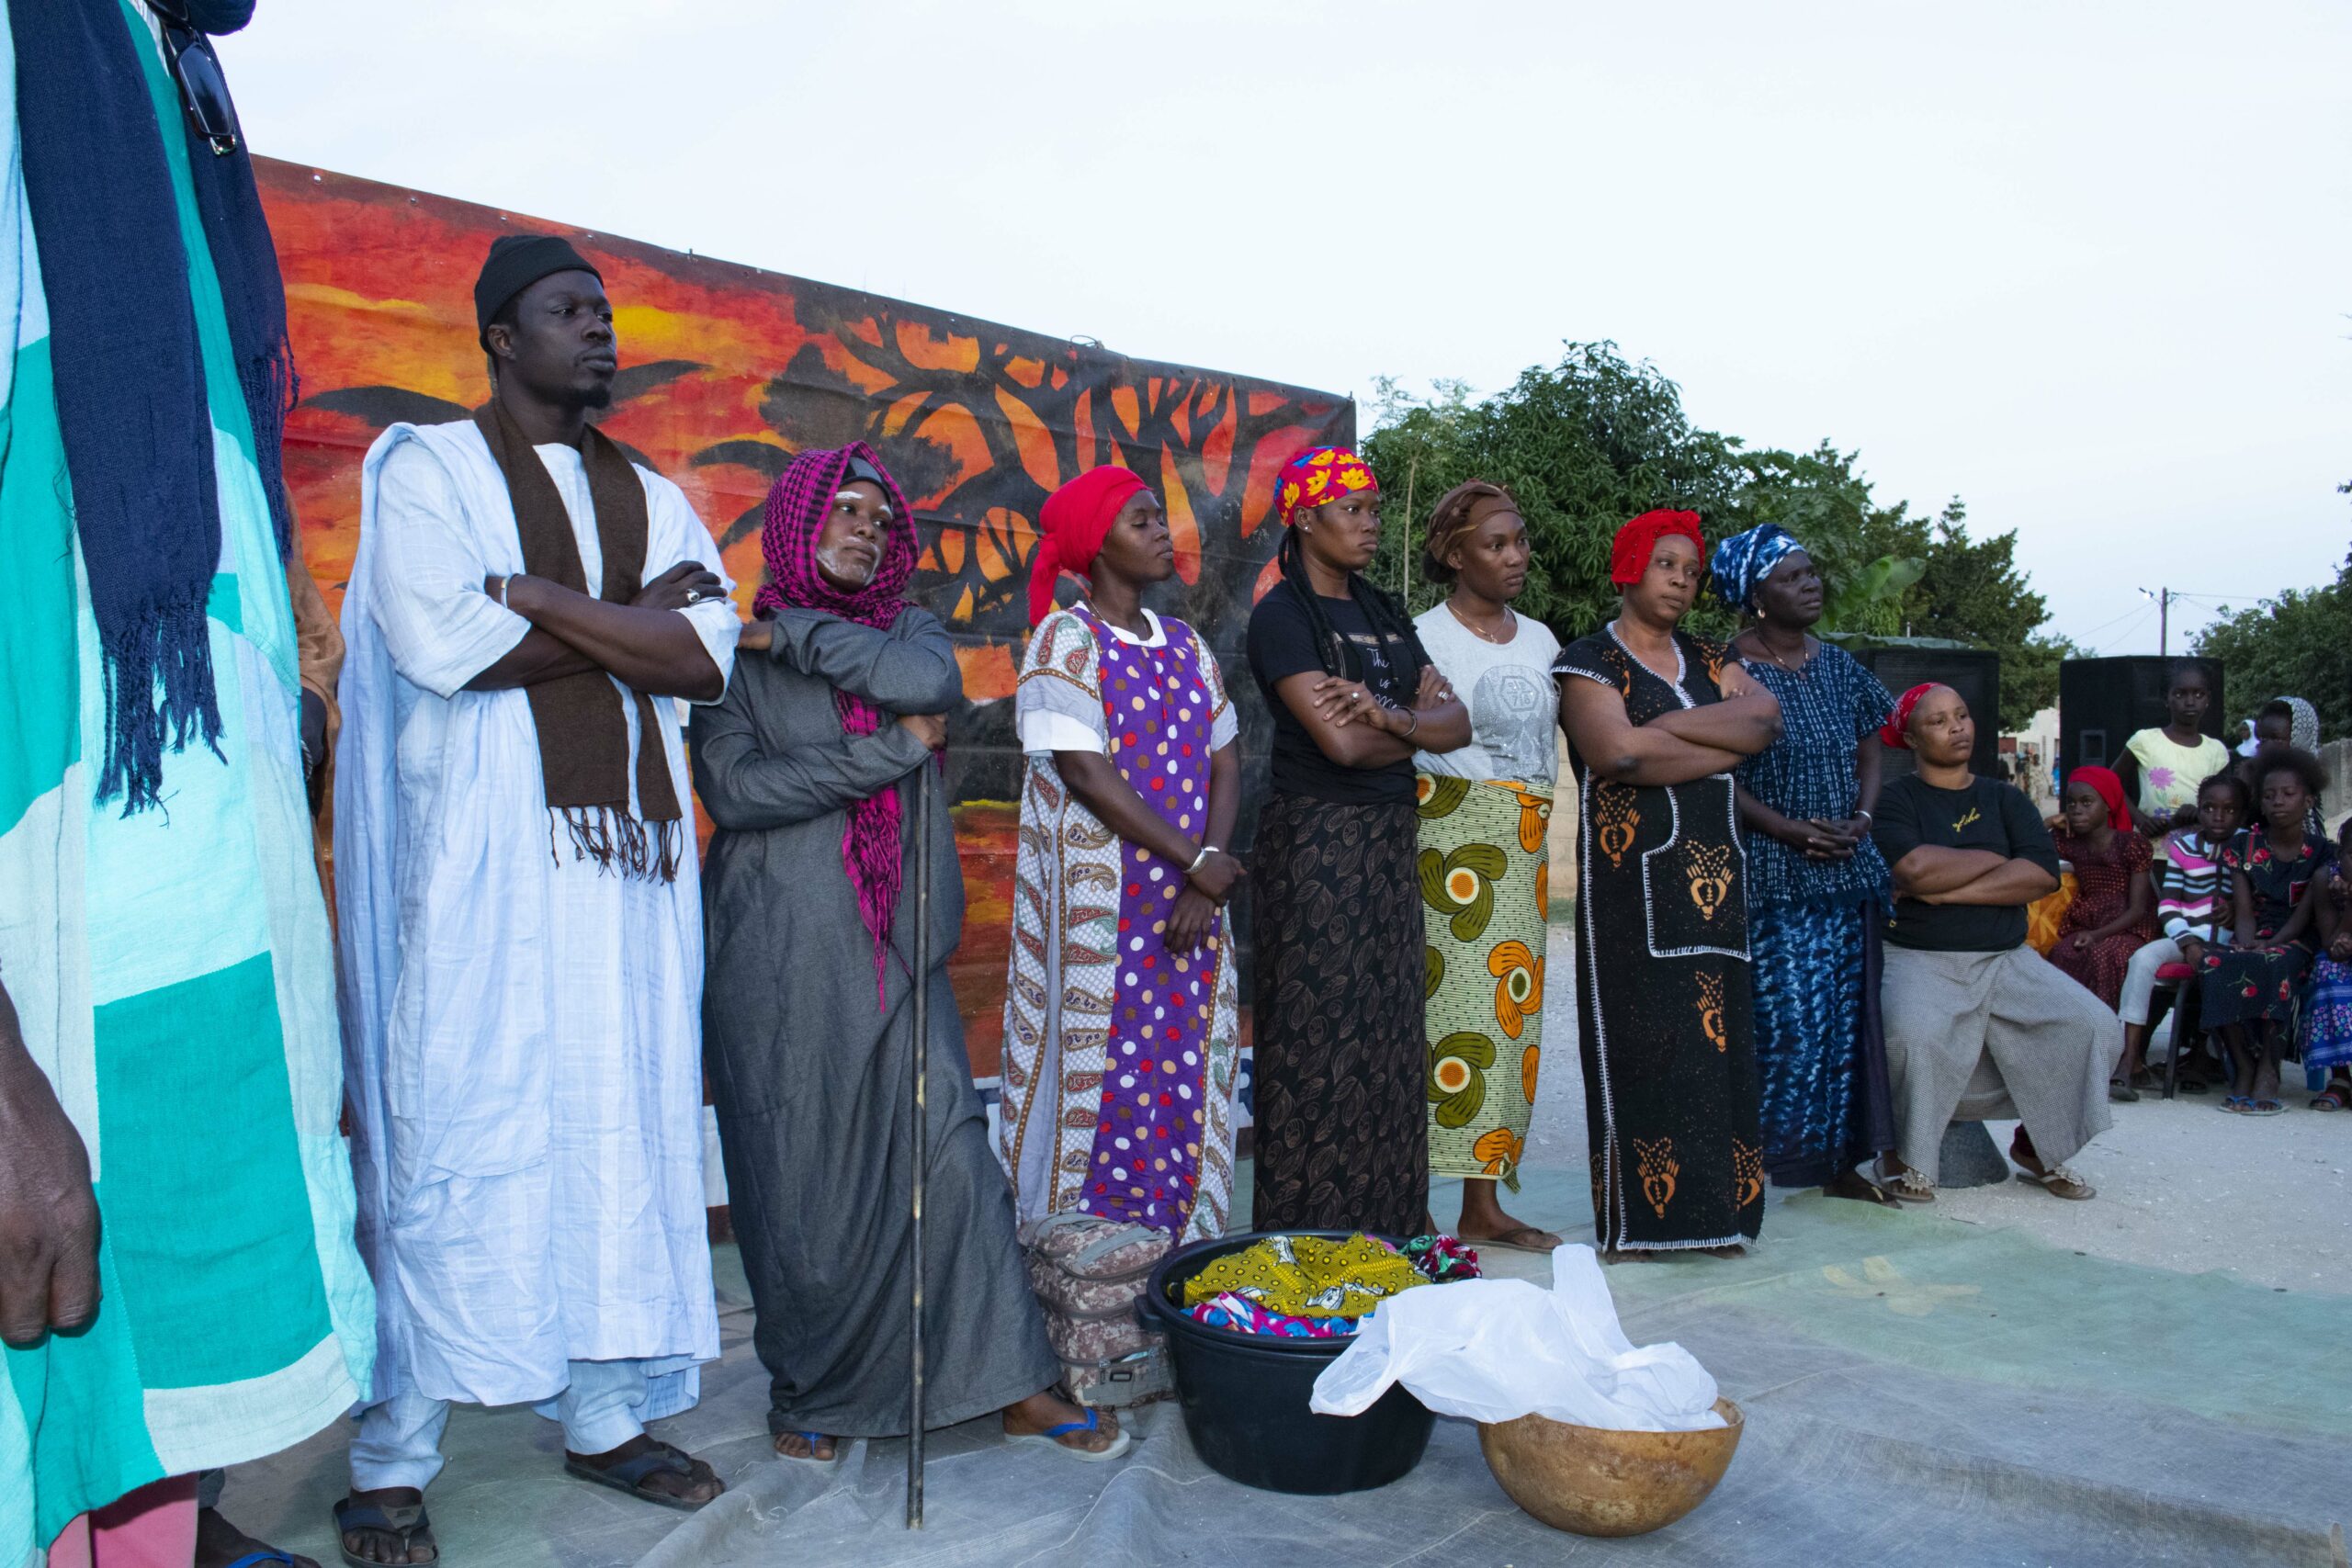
[2048,765,2155,1010]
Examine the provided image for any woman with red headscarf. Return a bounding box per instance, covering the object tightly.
[2045,764,2156,1025]
[695,444,1127,1466]
[1244,446,1470,1236]
[995,466,1246,1247]
[1552,511,1784,1258]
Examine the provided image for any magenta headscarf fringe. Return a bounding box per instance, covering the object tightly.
[755,441,923,1003]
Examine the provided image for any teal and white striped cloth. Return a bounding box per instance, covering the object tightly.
[0,5,374,1560]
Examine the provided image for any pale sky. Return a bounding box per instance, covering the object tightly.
[218,1,2349,658]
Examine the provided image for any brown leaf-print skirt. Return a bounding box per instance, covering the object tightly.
[1249,792,1430,1236]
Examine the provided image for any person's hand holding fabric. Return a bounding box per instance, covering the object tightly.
[0,981,101,1347]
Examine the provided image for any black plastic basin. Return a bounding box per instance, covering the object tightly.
[1139,1230,1436,1495]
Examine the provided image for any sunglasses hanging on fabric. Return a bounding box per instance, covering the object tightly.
[142,0,241,156]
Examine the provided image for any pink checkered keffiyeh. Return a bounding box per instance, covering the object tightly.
[755,442,922,1000]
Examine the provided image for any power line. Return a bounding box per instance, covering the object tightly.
[2081,604,2156,654]
[2073,601,2155,643]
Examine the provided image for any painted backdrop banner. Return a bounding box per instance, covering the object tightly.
[261,160,1353,1077]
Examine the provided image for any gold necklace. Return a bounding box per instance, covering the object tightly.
[1445,599,1514,644]
[1748,630,1811,672]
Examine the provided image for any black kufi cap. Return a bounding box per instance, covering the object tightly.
[474,233,602,346]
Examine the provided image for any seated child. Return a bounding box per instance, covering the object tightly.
[2115,771,2245,1094]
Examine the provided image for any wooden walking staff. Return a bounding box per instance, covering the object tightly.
[906,761,933,1529]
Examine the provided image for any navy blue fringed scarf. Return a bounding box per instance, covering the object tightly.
[8,0,297,811]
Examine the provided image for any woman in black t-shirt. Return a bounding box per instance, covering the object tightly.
[1243,446,1468,1234]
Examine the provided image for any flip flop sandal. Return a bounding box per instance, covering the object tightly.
[2109,1080,2141,1103]
[333,1497,435,1568]
[774,1431,838,1463]
[2017,1165,2096,1201]
[1883,1168,1936,1203]
[2245,1099,2286,1117]
[1824,1171,1899,1206]
[1008,1408,1131,1463]
[224,1553,296,1568]
[2219,1096,2251,1113]
[1461,1226,1563,1255]
[2310,1089,2346,1111]
[563,1441,720,1510]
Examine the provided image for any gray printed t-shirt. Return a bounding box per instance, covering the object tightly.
[1411,604,1561,787]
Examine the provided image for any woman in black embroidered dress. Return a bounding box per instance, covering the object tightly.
[1554,511,1782,1257]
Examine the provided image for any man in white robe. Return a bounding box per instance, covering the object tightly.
[334,235,738,1562]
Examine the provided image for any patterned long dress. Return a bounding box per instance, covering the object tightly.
[1555,627,1764,1251]
[1416,775,1554,1190]
[2199,828,2335,1030]
[1733,642,1896,1189]
[2047,829,2155,1008]
[996,605,1241,1243]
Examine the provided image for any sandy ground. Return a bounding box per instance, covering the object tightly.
[1524,922,2352,1296]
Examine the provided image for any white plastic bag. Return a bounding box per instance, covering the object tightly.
[1309,1244,1724,1431]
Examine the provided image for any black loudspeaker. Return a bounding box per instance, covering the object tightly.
[2058,656,2226,775]
[1849,646,2003,782]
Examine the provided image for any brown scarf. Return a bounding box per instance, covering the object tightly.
[473,400,683,881]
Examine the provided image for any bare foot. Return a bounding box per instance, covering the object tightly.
[564,1434,723,1506]
[1456,1179,1563,1250]
[199,1507,319,1568]
[1002,1390,1122,1455]
[773,1431,837,1461]
[335,1488,435,1566]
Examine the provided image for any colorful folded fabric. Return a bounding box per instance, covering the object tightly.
[1398,1234,1483,1282]
[1183,1292,1358,1338]
[1182,1234,1425,1317]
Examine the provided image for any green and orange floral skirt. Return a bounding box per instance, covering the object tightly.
[1416,774,1551,1191]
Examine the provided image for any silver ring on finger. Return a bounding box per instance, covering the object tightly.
[685,589,702,603]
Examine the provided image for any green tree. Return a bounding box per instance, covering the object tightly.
[1362,344,1746,635]
[1727,443,1928,637]
[1363,347,2062,730]
[2193,550,2352,741]
[1883,502,2074,731]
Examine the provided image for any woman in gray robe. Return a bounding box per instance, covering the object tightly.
[694,442,1126,1462]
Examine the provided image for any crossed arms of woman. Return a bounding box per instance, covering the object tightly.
[692,609,957,831]
[1888,846,2059,907]
[1558,661,1782,788]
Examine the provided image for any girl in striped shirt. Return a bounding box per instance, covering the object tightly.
[2116,771,2248,1094]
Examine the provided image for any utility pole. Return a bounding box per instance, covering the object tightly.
[2139,587,2172,655]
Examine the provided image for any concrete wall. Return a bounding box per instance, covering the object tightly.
[2323,739,2352,835]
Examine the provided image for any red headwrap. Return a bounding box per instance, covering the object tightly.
[1029,465,1150,626]
[1879,682,1939,750]
[2068,764,2132,835]
[1609,509,1707,586]
[1275,446,1378,529]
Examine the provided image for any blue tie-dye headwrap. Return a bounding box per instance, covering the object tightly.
[1709,525,1804,615]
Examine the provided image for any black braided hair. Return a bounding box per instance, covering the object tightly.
[1278,516,1421,701]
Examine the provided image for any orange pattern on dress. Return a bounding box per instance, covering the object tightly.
[1732,1140,1765,1211]
[1634,1137,1679,1219]
[1696,970,1726,1053]
[1513,789,1551,855]
[1594,784,1639,870]
[1487,941,1544,1040]
[1685,842,1734,920]
[1473,1126,1524,1179]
